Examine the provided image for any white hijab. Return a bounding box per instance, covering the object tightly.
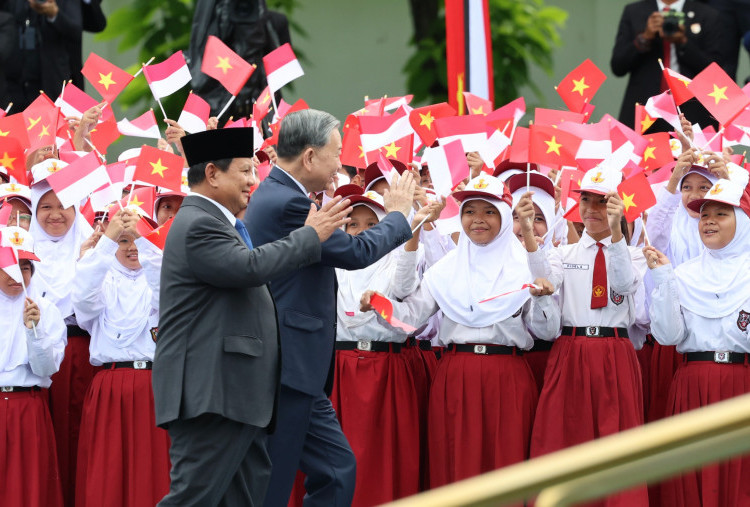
[29,181,93,318]
[668,169,718,265]
[675,208,750,318]
[512,186,556,250]
[423,197,532,327]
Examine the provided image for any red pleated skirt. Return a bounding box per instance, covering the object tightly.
[635,338,654,420]
[0,389,63,507]
[531,334,647,507]
[331,349,421,506]
[428,348,538,489]
[660,361,750,507]
[75,368,171,507]
[526,340,554,392]
[646,342,682,422]
[48,334,100,506]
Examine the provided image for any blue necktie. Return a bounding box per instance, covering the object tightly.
[234,220,254,249]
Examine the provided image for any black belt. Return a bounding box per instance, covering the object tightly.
[447,343,523,356]
[66,325,90,338]
[407,337,433,351]
[335,341,402,353]
[0,386,41,392]
[530,339,554,352]
[562,326,629,338]
[685,352,749,365]
[102,361,153,370]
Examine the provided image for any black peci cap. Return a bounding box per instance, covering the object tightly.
[181,128,255,166]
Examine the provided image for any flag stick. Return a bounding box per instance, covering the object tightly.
[60,80,67,100]
[155,98,168,121]
[11,245,37,338]
[411,214,430,234]
[133,57,156,78]
[4,102,12,114]
[216,95,236,121]
[526,162,531,194]
[657,59,683,117]
[642,212,651,247]
[541,213,566,241]
[270,90,279,121]
[553,167,563,186]
[126,182,136,207]
[699,127,724,152]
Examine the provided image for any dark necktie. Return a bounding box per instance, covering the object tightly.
[591,242,608,309]
[234,220,254,249]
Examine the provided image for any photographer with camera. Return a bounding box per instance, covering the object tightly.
[611,0,729,130]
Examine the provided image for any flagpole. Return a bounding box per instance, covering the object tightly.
[60,80,67,100]
[133,57,156,78]
[4,102,12,114]
[526,162,531,194]
[642,212,651,247]
[411,214,430,234]
[11,244,37,338]
[541,213,566,241]
[658,58,683,117]
[270,90,279,121]
[216,95,236,121]
[154,99,168,122]
[699,127,724,152]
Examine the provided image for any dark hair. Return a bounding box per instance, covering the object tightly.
[186,158,234,187]
[342,165,357,178]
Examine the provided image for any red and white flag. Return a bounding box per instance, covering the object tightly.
[0,242,21,283]
[178,93,210,133]
[424,139,470,196]
[434,114,489,152]
[645,91,681,131]
[117,110,160,139]
[357,107,413,153]
[45,152,109,209]
[263,43,304,92]
[55,84,98,118]
[143,51,192,99]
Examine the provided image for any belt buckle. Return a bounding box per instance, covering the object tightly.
[473,345,487,354]
[1,386,13,392]
[133,360,147,370]
[714,351,730,364]
[585,326,601,337]
[357,340,372,352]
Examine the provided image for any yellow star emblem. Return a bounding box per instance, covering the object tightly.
[643,145,656,161]
[471,106,486,115]
[544,136,562,156]
[419,111,434,130]
[707,84,728,105]
[26,116,41,131]
[0,151,16,168]
[98,72,117,91]
[358,145,365,159]
[259,91,271,104]
[129,196,144,208]
[640,113,655,134]
[150,158,168,178]
[571,77,590,96]
[216,56,233,75]
[621,192,636,212]
[678,77,690,87]
[0,130,8,137]
[383,142,401,158]
[38,124,50,139]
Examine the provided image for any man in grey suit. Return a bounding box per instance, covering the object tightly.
[152,127,352,507]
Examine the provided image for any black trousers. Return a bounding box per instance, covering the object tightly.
[159,413,271,507]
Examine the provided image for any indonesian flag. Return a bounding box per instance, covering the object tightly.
[617,172,657,222]
[369,293,416,334]
[202,36,255,97]
[0,243,21,283]
[45,152,109,209]
[263,43,304,93]
[557,121,612,165]
[0,113,30,149]
[559,167,585,208]
[434,114,488,152]
[534,108,585,127]
[133,145,184,190]
[635,103,656,134]
[0,200,11,227]
[89,119,121,154]
[357,107,413,153]
[253,86,273,122]
[688,62,750,126]
[663,68,694,106]
[445,0,493,115]
[55,84,98,118]
[556,59,607,113]
[371,95,414,113]
[645,91,681,131]
[424,139,470,196]
[409,102,456,146]
[89,160,131,211]
[144,51,192,99]
[478,124,512,168]
[0,138,27,185]
[178,92,211,133]
[274,98,309,122]
[463,91,493,115]
[81,53,134,103]
[118,110,160,139]
[528,125,582,167]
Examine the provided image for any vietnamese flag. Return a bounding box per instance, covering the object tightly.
[508,126,529,163]
[634,104,656,134]
[534,108,585,127]
[376,134,413,166]
[639,132,673,172]
[253,86,273,122]
[463,91,492,116]
[559,167,585,208]
[369,293,416,334]
[202,36,255,97]
[663,68,694,106]
[144,216,173,249]
[556,59,607,113]
[133,145,184,191]
[0,138,27,185]
[341,115,365,167]
[688,62,750,126]
[119,186,156,217]
[409,102,456,147]
[0,113,30,149]
[617,172,657,222]
[82,53,134,103]
[528,125,582,167]
[563,201,582,223]
[24,106,59,151]
[89,120,121,155]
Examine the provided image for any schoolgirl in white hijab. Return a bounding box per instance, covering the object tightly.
[0,226,66,507]
[360,174,559,489]
[646,178,750,506]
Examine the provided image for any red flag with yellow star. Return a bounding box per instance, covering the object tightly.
[369,293,416,334]
[409,103,456,147]
[463,91,492,116]
[136,215,173,250]
[119,186,156,217]
[375,134,413,166]
[133,145,184,191]
[617,171,656,222]
[634,104,656,134]
[0,113,30,149]
[0,137,27,185]
[663,68,694,106]
[556,59,607,113]
[23,106,59,152]
[528,125,582,166]
[688,62,749,125]
[253,86,273,122]
[89,120,121,155]
[638,132,673,172]
[82,53,134,103]
[201,36,255,97]
[341,115,366,168]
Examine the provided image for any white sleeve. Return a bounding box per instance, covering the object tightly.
[608,238,639,295]
[72,236,117,324]
[646,187,681,253]
[523,295,561,341]
[419,227,456,269]
[135,237,162,312]
[390,247,420,300]
[25,302,67,377]
[540,247,564,291]
[381,282,440,331]
[648,264,687,346]
[528,248,552,283]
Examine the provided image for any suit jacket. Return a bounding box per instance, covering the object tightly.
[153,195,321,428]
[244,167,412,396]
[610,0,726,128]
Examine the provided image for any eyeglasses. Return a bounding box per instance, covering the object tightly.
[8,214,31,225]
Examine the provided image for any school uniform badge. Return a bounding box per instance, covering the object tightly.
[738,310,750,331]
[610,288,624,305]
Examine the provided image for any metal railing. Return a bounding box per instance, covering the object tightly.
[384,392,750,507]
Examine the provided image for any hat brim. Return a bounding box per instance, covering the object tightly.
[18,251,40,262]
[347,194,385,212]
[686,197,737,213]
[506,172,555,197]
[571,188,608,196]
[453,190,502,202]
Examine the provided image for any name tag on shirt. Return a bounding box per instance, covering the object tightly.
[563,263,589,270]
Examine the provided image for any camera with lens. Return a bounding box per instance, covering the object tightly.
[662,11,685,36]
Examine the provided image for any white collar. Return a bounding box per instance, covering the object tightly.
[189,192,236,225]
[657,0,685,12]
[276,165,309,195]
[580,231,614,248]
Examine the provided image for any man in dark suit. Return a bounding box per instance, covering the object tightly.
[244,109,416,506]
[153,127,352,506]
[611,0,727,129]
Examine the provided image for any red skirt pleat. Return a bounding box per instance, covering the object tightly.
[646,342,682,422]
[525,349,552,392]
[48,334,100,506]
[401,343,432,490]
[660,362,750,507]
[635,341,653,421]
[0,390,63,507]
[75,368,171,507]
[531,335,647,507]
[428,350,538,490]
[331,349,421,506]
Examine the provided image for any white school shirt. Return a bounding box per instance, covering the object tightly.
[72,236,161,365]
[528,232,645,333]
[649,264,750,353]
[382,282,560,348]
[0,291,66,388]
[645,187,683,264]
